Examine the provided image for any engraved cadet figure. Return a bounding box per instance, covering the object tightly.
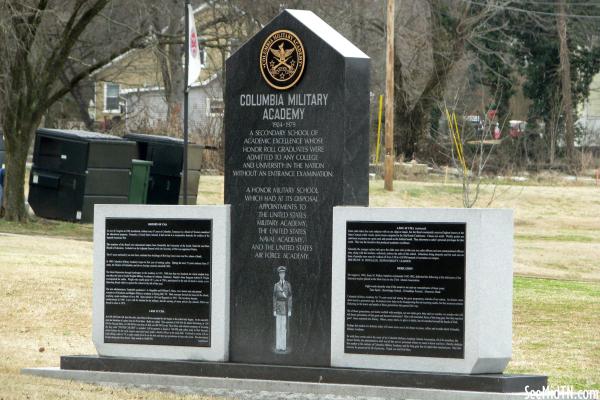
[273,265,292,352]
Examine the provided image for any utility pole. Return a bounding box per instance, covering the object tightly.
[183,0,190,204]
[384,0,395,191]
[557,0,575,168]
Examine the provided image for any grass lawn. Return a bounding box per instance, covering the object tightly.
[509,277,599,389]
[0,175,598,398]
[0,217,92,241]
[366,178,600,282]
[199,175,600,281]
[0,233,218,400]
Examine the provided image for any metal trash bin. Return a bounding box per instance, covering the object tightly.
[128,159,153,204]
[28,128,137,222]
[123,133,202,205]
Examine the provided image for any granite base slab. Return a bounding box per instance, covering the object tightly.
[57,355,547,393]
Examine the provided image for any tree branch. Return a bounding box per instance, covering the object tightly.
[44,34,147,109]
[42,0,110,91]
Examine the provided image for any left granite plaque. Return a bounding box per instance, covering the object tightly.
[92,205,230,361]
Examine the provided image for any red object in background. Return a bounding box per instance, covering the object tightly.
[487,109,497,120]
[509,121,525,138]
[493,125,502,139]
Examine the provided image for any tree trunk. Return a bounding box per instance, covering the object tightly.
[70,84,95,130]
[2,120,36,222]
[391,0,466,161]
[557,0,575,167]
[396,111,423,160]
[545,115,556,165]
[153,0,184,135]
[157,41,184,136]
[395,100,433,161]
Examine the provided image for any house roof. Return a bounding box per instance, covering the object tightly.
[119,72,219,95]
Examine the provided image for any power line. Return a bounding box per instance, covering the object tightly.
[461,0,600,19]
[518,0,600,5]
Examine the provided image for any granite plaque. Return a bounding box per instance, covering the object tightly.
[332,207,513,374]
[103,218,212,347]
[344,222,465,358]
[93,205,230,361]
[225,10,370,366]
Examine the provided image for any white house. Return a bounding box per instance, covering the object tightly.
[121,74,223,138]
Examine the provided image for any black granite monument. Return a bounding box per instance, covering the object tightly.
[225,9,370,366]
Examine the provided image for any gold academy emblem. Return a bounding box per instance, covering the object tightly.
[260,30,305,90]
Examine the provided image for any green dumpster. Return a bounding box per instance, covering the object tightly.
[128,159,153,204]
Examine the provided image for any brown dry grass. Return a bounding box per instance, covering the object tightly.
[0,176,598,398]
[371,179,600,282]
[195,176,600,388]
[0,233,223,400]
[199,175,600,281]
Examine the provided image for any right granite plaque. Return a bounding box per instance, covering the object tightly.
[344,221,465,359]
[331,207,513,374]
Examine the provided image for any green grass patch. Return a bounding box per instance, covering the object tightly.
[404,183,462,193]
[402,186,427,198]
[515,276,600,298]
[0,217,92,241]
[516,234,596,243]
[369,182,463,197]
[509,277,600,389]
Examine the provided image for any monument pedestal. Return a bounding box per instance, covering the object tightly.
[40,355,546,394]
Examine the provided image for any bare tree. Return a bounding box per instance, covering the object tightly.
[148,0,185,131]
[444,93,508,208]
[390,0,506,161]
[0,0,153,221]
[145,0,249,134]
